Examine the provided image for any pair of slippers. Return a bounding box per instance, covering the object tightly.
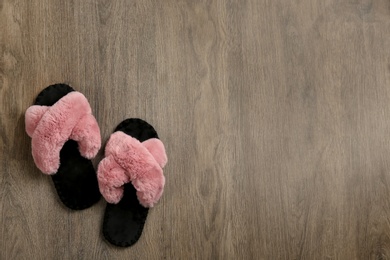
[25,84,167,247]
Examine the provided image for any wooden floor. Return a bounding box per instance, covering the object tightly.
[1,0,390,259]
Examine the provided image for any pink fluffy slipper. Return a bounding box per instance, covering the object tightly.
[25,84,101,210]
[97,118,167,247]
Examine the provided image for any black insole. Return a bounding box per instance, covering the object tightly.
[102,118,158,247]
[34,83,100,210]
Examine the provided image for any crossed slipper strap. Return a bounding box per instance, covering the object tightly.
[98,131,168,208]
[25,91,101,175]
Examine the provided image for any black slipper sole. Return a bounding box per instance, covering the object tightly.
[102,118,159,247]
[34,84,101,210]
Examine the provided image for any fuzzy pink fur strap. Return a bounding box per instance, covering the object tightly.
[25,91,101,175]
[97,131,167,208]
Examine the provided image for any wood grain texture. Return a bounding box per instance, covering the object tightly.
[2,0,390,259]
